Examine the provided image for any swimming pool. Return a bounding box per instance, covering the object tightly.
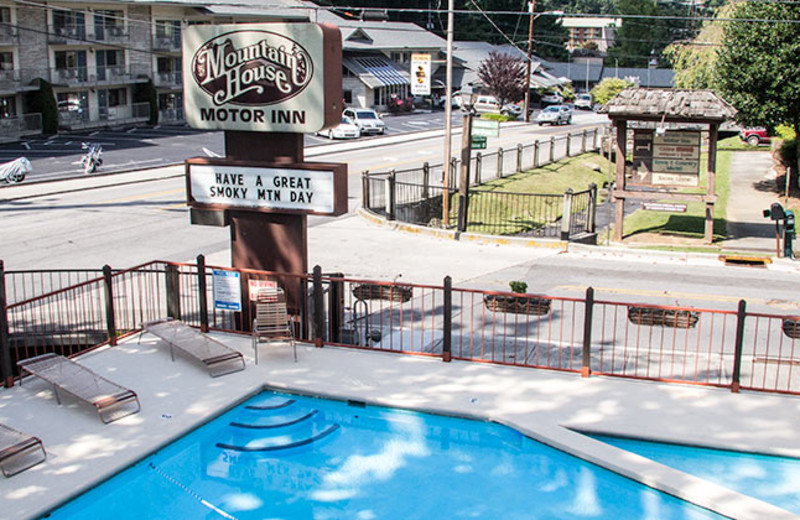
[592,434,800,516]
[48,391,725,519]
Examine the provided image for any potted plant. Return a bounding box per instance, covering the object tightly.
[483,281,551,315]
[782,318,800,339]
[352,276,413,302]
[627,306,700,328]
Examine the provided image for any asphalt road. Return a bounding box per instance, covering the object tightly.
[0,110,467,183]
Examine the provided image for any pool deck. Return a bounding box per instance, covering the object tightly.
[2,334,800,520]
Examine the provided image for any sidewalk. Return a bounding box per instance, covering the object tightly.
[725,150,785,254]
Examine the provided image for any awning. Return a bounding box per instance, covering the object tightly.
[345,56,409,89]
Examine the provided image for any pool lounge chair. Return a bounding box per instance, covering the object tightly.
[17,353,141,424]
[0,423,46,477]
[253,288,297,364]
[142,318,246,377]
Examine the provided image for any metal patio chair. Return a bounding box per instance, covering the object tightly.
[252,287,297,364]
[17,353,141,424]
[142,318,246,377]
[0,423,46,477]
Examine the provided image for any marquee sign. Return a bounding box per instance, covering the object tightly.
[186,158,348,216]
[183,23,342,133]
[631,130,701,187]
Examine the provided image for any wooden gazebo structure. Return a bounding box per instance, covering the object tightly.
[598,88,737,243]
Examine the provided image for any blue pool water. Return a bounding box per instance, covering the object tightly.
[592,434,800,515]
[47,391,726,519]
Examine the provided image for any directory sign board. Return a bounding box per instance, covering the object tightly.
[183,23,342,133]
[631,130,701,187]
[410,53,431,96]
[186,158,348,216]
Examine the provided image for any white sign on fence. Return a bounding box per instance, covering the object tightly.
[213,269,241,311]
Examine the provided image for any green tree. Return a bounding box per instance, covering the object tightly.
[716,2,800,174]
[606,0,688,68]
[477,50,526,107]
[664,2,734,89]
[591,77,633,105]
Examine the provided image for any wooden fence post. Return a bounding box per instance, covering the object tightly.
[497,147,504,178]
[361,170,370,209]
[561,188,574,240]
[475,152,482,185]
[517,143,523,173]
[386,170,396,221]
[422,162,430,199]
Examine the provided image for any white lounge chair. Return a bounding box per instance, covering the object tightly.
[17,353,141,424]
[0,423,46,477]
[142,318,246,377]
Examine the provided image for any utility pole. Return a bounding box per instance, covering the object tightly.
[523,0,535,123]
[442,0,454,226]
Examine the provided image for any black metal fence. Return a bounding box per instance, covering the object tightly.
[362,127,605,240]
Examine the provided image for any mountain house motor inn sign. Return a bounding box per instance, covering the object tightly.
[183,23,342,133]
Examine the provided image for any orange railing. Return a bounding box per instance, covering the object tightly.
[2,259,800,395]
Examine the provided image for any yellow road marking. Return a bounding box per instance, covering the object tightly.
[158,203,187,211]
[554,285,764,305]
[96,188,185,205]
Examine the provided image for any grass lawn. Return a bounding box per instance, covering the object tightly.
[457,152,612,235]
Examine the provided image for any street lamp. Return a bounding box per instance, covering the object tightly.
[523,6,564,122]
[457,85,478,232]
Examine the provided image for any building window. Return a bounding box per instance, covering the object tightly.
[108,87,127,107]
[155,20,181,46]
[343,90,352,104]
[0,52,13,71]
[53,10,85,38]
[0,7,11,24]
[390,52,409,64]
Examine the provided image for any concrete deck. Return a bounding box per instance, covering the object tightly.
[2,334,800,519]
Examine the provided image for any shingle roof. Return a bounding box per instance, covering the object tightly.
[598,88,737,121]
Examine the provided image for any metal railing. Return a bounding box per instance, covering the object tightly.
[0,113,42,141]
[154,71,182,88]
[3,258,800,397]
[158,107,185,125]
[59,102,150,130]
[363,127,604,239]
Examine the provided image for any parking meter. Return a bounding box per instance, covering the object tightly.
[785,210,795,259]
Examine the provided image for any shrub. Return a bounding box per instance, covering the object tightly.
[509,281,528,294]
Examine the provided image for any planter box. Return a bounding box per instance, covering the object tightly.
[627,306,699,328]
[782,319,800,339]
[483,295,551,316]
[352,284,412,302]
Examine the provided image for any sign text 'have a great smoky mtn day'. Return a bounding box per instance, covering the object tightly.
[186,159,348,216]
[182,23,342,133]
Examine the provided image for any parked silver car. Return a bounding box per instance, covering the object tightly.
[343,108,386,135]
[536,105,572,125]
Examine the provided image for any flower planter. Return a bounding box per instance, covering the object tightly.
[782,319,800,339]
[483,295,551,316]
[352,284,413,302]
[627,306,699,328]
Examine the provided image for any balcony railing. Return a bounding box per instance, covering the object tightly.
[48,25,87,44]
[158,107,184,124]
[154,70,182,88]
[0,113,42,141]
[153,36,181,52]
[50,65,150,86]
[93,26,129,42]
[58,102,149,130]
[0,68,47,92]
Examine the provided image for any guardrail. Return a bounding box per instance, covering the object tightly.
[3,258,799,396]
[362,127,605,239]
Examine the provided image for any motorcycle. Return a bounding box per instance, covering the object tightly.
[0,156,32,183]
[81,142,103,174]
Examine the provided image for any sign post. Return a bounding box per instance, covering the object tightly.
[410,53,431,96]
[183,22,344,325]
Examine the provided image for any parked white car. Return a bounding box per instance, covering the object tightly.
[540,91,564,105]
[472,95,522,118]
[318,116,360,139]
[343,108,386,135]
[536,105,572,125]
[574,94,594,110]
